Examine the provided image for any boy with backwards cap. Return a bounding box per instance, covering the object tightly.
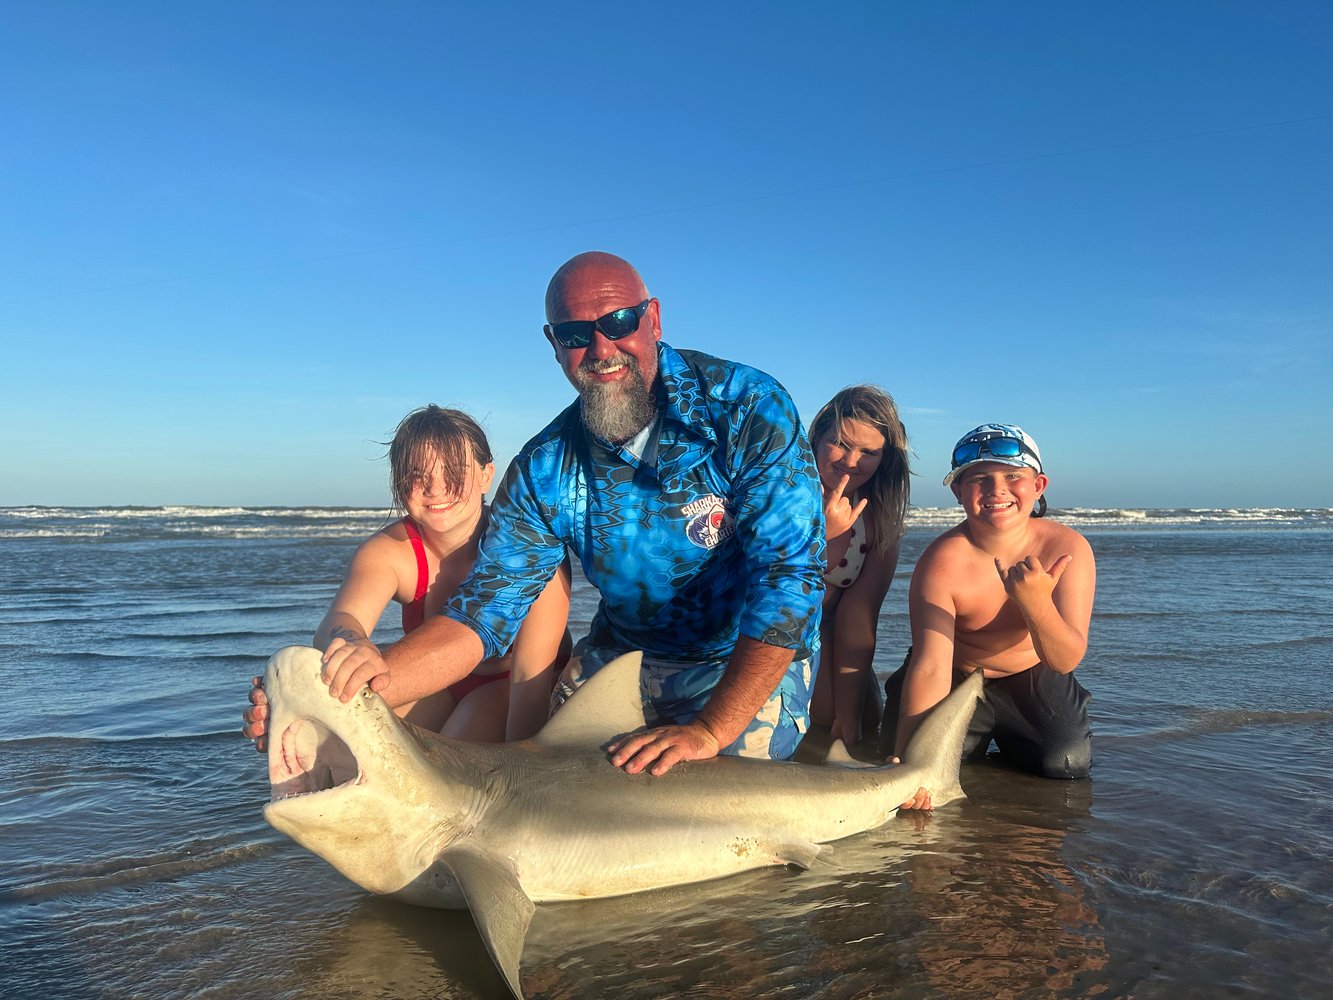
[878,424,1095,808]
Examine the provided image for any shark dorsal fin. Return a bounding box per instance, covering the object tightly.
[532,650,647,749]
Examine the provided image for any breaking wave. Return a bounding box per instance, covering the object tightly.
[6,505,1331,541]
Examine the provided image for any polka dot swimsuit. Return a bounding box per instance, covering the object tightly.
[824,514,868,589]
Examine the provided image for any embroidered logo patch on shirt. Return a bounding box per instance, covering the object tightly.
[682,495,736,550]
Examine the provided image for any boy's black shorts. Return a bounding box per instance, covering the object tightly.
[877,650,1092,778]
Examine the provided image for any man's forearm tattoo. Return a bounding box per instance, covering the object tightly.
[330,625,365,644]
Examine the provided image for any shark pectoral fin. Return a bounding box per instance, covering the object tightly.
[823,740,877,770]
[446,847,535,1000]
[533,650,647,749]
[775,841,821,870]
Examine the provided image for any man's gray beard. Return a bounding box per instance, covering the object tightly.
[577,363,658,443]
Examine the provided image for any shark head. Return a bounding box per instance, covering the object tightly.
[261,645,470,898]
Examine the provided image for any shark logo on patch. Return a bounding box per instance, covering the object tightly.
[682,494,736,549]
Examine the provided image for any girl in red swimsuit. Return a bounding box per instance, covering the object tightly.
[309,406,571,742]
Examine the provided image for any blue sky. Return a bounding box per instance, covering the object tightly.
[3,2,1329,509]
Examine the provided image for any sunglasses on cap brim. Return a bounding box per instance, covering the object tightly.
[545,300,652,350]
[951,436,1040,469]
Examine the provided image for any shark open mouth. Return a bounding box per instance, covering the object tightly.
[269,716,363,802]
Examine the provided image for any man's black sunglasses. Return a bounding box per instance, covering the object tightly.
[545,300,652,349]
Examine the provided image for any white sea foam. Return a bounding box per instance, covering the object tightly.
[2,505,1329,542]
[904,506,1330,530]
[1,505,391,519]
[2,527,109,538]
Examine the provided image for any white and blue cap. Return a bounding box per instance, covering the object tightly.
[943,423,1043,486]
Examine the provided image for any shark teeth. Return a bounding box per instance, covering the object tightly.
[271,769,365,803]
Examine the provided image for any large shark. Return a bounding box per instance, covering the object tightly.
[262,645,982,998]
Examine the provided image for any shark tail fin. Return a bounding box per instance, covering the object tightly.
[899,670,984,807]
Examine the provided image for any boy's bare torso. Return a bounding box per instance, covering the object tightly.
[927,518,1087,677]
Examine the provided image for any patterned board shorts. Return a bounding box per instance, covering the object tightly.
[551,641,813,760]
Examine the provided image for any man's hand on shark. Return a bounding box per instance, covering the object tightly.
[243,677,268,752]
[607,721,721,776]
[321,637,389,702]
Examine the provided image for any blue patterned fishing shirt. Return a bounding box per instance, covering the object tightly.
[443,343,825,749]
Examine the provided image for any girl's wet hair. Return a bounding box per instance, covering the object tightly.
[387,406,493,510]
[808,385,911,552]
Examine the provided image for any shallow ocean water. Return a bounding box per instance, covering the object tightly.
[1,506,1330,998]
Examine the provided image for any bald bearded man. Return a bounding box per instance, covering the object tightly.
[317,252,825,775]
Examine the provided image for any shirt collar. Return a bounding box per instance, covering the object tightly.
[656,342,717,449]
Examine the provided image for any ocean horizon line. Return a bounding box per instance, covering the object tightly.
[5,503,1331,514]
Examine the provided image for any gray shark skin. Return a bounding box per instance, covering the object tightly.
[262,645,982,999]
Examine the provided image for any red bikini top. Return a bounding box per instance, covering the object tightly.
[400,517,429,634]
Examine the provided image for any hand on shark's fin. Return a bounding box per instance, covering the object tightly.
[897,785,933,811]
[893,670,984,811]
[446,846,536,1000]
[531,651,647,750]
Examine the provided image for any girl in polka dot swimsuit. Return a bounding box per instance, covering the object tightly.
[807,385,911,747]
